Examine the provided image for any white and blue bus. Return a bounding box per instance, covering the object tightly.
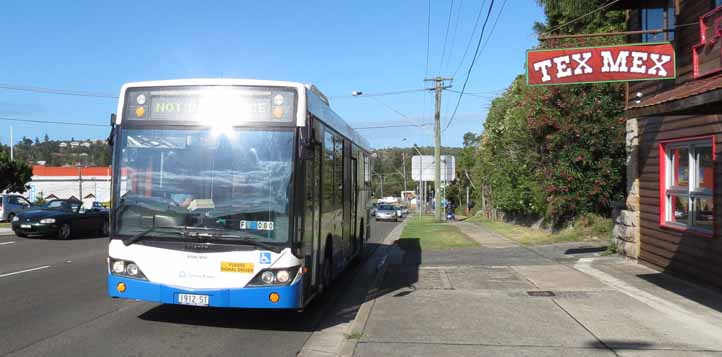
[107,79,371,309]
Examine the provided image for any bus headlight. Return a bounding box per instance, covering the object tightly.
[126,263,140,276]
[247,266,300,287]
[112,260,125,274]
[261,271,275,284]
[276,270,291,284]
[109,258,147,280]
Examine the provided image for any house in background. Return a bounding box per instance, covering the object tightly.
[26,166,112,207]
[614,0,722,289]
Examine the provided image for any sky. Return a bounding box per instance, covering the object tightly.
[0,1,544,149]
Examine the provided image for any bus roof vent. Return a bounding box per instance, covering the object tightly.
[306,84,330,106]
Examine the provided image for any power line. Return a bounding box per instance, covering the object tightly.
[444,0,497,131]
[366,96,431,132]
[437,0,455,73]
[0,83,117,99]
[452,0,488,77]
[540,0,621,37]
[354,123,431,130]
[0,116,107,127]
[330,88,429,99]
[444,0,465,74]
[446,89,498,97]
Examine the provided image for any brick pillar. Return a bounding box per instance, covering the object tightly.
[613,118,641,258]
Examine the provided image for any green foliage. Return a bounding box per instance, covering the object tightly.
[456,0,628,226]
[0,151,32,193]
[2,135,111,167]
[34,192,47,206]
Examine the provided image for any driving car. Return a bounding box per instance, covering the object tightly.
[11,199,109,239]
[375,204,399,222]
[0,194,33,222]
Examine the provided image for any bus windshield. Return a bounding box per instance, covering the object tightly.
[113,127,294,243]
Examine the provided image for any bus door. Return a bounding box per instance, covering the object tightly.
[304,138,322,290]
[350,157,357,253]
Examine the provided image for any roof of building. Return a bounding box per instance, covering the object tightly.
[32,166,111,177]
[626,73,722,116]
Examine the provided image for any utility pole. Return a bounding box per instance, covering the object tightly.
[10,125,13,161]
[424,76,452,221]
[402,153,407,192]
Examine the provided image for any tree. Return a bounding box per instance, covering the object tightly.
[467,0,627,226]
[43,134,49,143]
[34,137,40,145]
[0,151,32,193]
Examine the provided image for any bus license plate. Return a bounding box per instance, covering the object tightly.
[177,293,209,306]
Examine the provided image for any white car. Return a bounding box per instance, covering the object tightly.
[375,204,399,222]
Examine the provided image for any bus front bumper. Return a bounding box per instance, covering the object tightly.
[108,275,303,309]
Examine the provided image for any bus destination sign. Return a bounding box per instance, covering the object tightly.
[125,86,295,123]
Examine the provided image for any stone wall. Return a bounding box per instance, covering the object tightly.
[614,118,640,258]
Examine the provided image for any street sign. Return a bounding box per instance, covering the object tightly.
[411,155,455,182]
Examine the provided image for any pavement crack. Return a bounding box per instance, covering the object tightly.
[550,298,621,357]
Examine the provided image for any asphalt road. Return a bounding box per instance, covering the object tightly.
[0,220,400,357]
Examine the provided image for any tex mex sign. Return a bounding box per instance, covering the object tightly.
[526,43,676,86]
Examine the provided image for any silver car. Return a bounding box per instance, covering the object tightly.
[375,204,399,222]
[0,194,33,222]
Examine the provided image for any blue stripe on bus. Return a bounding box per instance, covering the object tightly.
[107,275,303,309]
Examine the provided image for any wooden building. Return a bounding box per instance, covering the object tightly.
[614,0,722,289]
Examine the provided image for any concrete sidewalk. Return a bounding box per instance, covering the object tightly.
[0,227,13,236]
[347,221,722,356]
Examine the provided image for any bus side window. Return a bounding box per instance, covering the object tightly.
[323,130,335,214]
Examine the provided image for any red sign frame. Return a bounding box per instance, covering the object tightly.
[526,43,676,86]
[693,5,722,79]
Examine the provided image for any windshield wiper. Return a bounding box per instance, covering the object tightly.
[201,235,283,253]
[122,227,184,246]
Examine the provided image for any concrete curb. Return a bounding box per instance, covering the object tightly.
[337,220,407,357]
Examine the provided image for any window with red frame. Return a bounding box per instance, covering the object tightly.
[662,140,714,232]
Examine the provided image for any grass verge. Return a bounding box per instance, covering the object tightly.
[0,223,10,228]
[466,214,612,246]
[400,216,479,250]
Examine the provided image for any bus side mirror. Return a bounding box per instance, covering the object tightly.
[299,138,317,160]
[299,124,318,160]
[107,113,117,147]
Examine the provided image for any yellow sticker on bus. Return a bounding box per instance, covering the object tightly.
[220,262,254,273]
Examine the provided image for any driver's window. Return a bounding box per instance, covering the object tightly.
[19,198,30,207]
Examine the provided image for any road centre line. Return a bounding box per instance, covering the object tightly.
[0,241,15,246]
[0,265,52,278]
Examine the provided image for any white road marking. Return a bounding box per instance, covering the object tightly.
[0,241,15,246]
[0,265,52,278]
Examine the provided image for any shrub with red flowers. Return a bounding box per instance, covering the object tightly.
[475,76,625,226]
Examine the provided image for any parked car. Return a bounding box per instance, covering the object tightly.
[393,205,405,219]
[400,205,409,216]
[0,194,33,222]
[375,204,399,222]
[90,201,109,212]
[11,199,109,239]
